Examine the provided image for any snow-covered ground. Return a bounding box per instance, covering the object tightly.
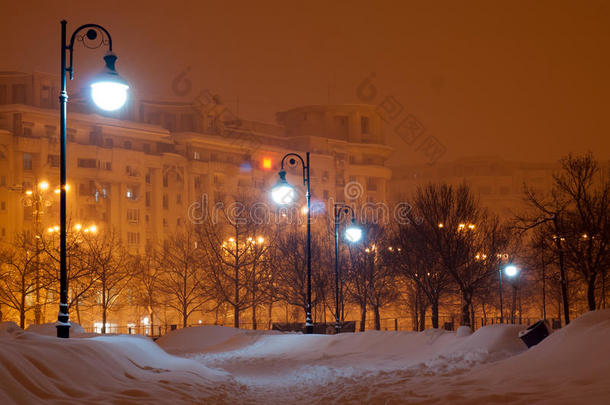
[1,310,609,404]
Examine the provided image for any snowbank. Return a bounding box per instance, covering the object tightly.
[26,322,85,336]
[156,325,248,354]
[0,324,239,404]
[1,311,609,404]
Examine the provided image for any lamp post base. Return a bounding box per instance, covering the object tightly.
[56,324,70,338]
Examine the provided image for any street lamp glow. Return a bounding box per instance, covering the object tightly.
[90,53,129,111]
[345,223,363,243]
[39,181,49,190]
[504,265,519,277]
[271,170,296,205]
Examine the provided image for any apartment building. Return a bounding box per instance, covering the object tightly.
[0,72,393,254]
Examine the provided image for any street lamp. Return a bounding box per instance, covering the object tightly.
[333,204,362,333]
[270,152,313,334]
[499,261,519,323]
[57,20,129,338]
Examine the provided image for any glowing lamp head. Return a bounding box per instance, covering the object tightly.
[271,170,295,205]
[91,52,129,111]
[345,221,363,243]
[504,265,519,277]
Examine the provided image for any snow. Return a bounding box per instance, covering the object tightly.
[1,310,610,404]
[26,322,86,336]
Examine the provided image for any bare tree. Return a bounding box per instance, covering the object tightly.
[518,153,610,322]
[42,223,95,325]
[133,253,162,334]
[198,197,273,328]
[158,227,207,328]
[407,183,510,327]
[83,230,132,333]
[270,221,324,325]
[0,232,49,328]
[393,220,452,329]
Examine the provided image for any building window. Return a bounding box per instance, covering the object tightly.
[23,153,32,170]
[176,194,182,204]
[0,201,5,211]
[163,174,169,187]
[361,116,370,134]
[77,158,97,168]
[162,194,169,209]
[47,154,60,167]
[104,138,113,148]
[127,232,140,245]
[127,208,140,223]
[323,190,329,200]
[126,186,139,200]
[0,176,5,186]
[124,141,132,150]
[194,175,201,189]
[103,162,112,171]
[163,218,168,227]
[193,151,200,160]
[143,143,151,154]
[145,192,151,207]
[177,218,182,226]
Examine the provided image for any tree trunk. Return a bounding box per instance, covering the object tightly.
[75,297,81,325]
[431,298,439,329]
[587,275,597,311]
[418,304,426,331]
[267,301,273,329]
[102,287,107,334]
[460,289,472,327]
[102,305,107,334]
[373,305,381,330]
[359,301,366,332]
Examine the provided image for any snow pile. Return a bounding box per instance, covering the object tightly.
[26,322,86,336]
[0,323,240,404]
[156,325,248,354]
[1,310,609,404]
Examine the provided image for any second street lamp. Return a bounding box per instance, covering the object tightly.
[57,20,129,338]
[271,152,313,334]
[333,204,362,333]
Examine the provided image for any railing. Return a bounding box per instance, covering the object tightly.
[81,316,562,338]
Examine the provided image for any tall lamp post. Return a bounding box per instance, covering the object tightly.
[500,264,519,324]
[271,152,313,334]
[57,20,129,338]
[333,204,362,333]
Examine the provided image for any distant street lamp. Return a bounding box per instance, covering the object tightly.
[271,152,313,334]
[57,20,129,338]
[333,204,362,333]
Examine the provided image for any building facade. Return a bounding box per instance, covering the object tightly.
[0,72,393,254]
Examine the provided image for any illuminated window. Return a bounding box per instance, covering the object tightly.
[262,157,272,170]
